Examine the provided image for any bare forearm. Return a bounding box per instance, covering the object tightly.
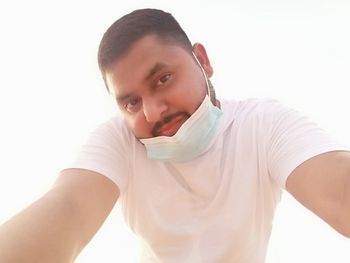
[339,167,350,237]
[0,189,83,263]
[0,169,119,263]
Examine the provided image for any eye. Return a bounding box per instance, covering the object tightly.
[124,97,142,113]
[157,73,171,86]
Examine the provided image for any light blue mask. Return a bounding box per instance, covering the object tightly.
[140,95,222,161]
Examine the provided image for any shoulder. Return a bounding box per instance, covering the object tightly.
[221,97,289,115]
[86,114,134,145]
[66,114,136,193]
[220,97,297,126]
[76,114,137,164]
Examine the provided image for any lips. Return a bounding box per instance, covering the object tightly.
[153,113,189,137]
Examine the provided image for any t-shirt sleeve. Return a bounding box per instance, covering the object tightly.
[64,118,131,193]
[264,101,350,189]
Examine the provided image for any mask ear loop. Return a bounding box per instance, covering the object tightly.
[192,52,212,101]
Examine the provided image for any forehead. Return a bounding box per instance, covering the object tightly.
[105,34,193,96]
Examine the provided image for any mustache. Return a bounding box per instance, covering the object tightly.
[151,111,190,137]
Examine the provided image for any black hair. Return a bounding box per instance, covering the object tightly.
[98,8,193,76]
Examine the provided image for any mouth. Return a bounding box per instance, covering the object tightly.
[152,112,189,137]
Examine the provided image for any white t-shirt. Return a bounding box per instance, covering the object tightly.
[67,98,349,263]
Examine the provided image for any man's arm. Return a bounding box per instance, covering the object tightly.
[286,151,350,237]
[0,168,119,263]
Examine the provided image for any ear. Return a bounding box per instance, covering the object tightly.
[192,43,214,77]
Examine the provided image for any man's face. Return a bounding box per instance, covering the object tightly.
[105,35,212,139]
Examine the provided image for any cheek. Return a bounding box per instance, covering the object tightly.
[125,114,152,139]
[175,77,207,112]
[177,88,206,114]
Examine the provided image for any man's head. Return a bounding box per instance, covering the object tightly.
[98,9,193,80]
[98,9,216,139]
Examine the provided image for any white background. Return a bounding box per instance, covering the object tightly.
[0,0,349,262]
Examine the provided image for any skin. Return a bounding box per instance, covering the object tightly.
[0,169,119,263]
[286,151,350,237]
[0,32,349,263]
[105,34,214,139]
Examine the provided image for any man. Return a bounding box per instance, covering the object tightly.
[0,8,349,263]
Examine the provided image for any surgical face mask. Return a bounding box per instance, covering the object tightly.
[140,95,222,161]
[139,54,222,162]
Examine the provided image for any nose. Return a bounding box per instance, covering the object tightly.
[142,97,168,123]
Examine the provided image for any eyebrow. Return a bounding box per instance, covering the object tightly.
[116,62,169,104]
[145,62,168,81]
[115,93,131,105]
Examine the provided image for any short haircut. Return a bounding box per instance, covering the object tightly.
[98,8,193,77]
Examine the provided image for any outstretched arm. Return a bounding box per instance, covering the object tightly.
[286,151,350,237]
[0,168,119,263]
